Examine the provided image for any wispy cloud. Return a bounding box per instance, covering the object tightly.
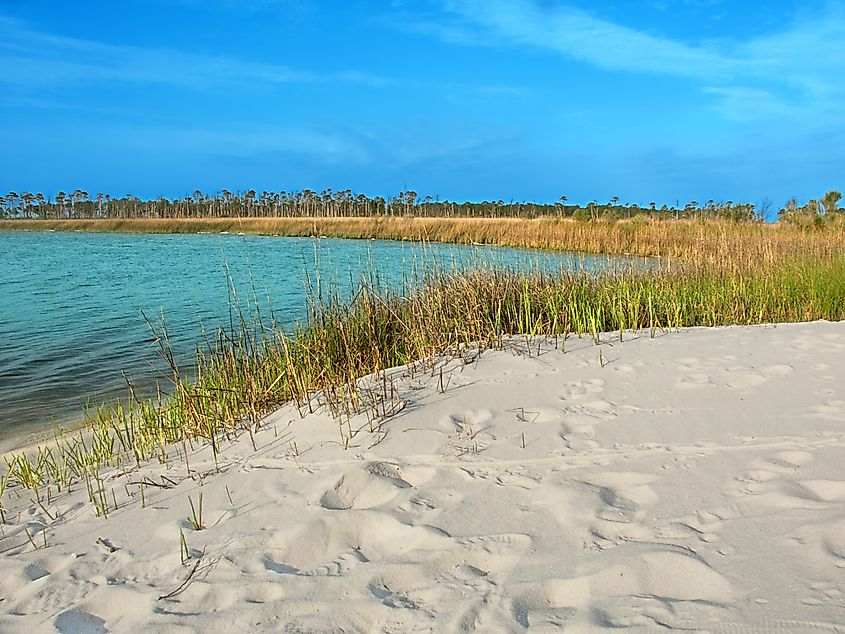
[127,123,368,164]
[0,14,381,92]
[702,87,794,122]
[408,0,743,79]
[0,13,527,101]
[410,0,845,122]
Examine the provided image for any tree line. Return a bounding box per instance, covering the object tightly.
[1,188,841,222]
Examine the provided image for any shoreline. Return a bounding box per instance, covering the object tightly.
[3,216,839,262]
[0,230,652,456]
[1,321,843,630]
[0,411,90,456]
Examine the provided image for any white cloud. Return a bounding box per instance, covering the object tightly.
[430,0,744,79]
[0,15,376,91]
[423,0,845,122]
[703,86,793,122]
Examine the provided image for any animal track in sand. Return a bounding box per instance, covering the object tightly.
[673,357,794,391]
[610,360,645,377]
[768,450,815,469]
[801,580,845,607]
[460,532,532,552]
[456,533,534,576]
[559,378,605,401]
[494,471,542,490]
[297,548,370,577]
[676,372,715,390]
[560,400,617,422]
[811,400,845,420]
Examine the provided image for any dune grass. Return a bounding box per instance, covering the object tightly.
[1,219,844,518]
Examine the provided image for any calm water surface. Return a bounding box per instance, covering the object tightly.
[0,231,638,447]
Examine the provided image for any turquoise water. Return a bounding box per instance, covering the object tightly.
[0,231,638,447]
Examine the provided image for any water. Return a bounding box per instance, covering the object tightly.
[0,231,638,448]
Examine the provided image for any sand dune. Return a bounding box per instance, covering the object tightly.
[1,321,844,632]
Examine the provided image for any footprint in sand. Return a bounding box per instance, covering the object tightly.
[262,558,299,575]
[24,562,51,582]
[320,461,413,510]
[669,510,724,544]
[823,521,845,566]
[237,582,286,605]
[54,608,109,634]
[509,544,731,629]
[732,451,845,510]
[298,549,371,577]
[275,512,453,579]
[674,358,718,389]
[762,363,795,378]
[675,359,793,391]
[394,483,460,526]
[559,378,605,401]
[558,415,600,451]
[367,567,442,613]
[676,372,714,390]
[798,479,845,503]
[369,581,422,610]
[557,401,617,451]
[578,472,658,544]
[13,576,97,617]
[447,533,535,583]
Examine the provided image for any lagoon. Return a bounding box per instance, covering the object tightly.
[0,230,636,447]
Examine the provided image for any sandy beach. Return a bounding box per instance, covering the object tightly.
[1,321,844,632]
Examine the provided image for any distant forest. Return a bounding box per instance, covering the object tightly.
[1,188,842,223]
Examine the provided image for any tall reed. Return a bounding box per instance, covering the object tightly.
[3,217,845,270]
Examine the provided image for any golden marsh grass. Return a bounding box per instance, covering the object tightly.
[3,216,845,268]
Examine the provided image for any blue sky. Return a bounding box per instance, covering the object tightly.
[1,0,843,210]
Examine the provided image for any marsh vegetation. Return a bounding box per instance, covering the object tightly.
[1,213,844,520]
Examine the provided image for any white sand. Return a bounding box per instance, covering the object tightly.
[1,321,844,632]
